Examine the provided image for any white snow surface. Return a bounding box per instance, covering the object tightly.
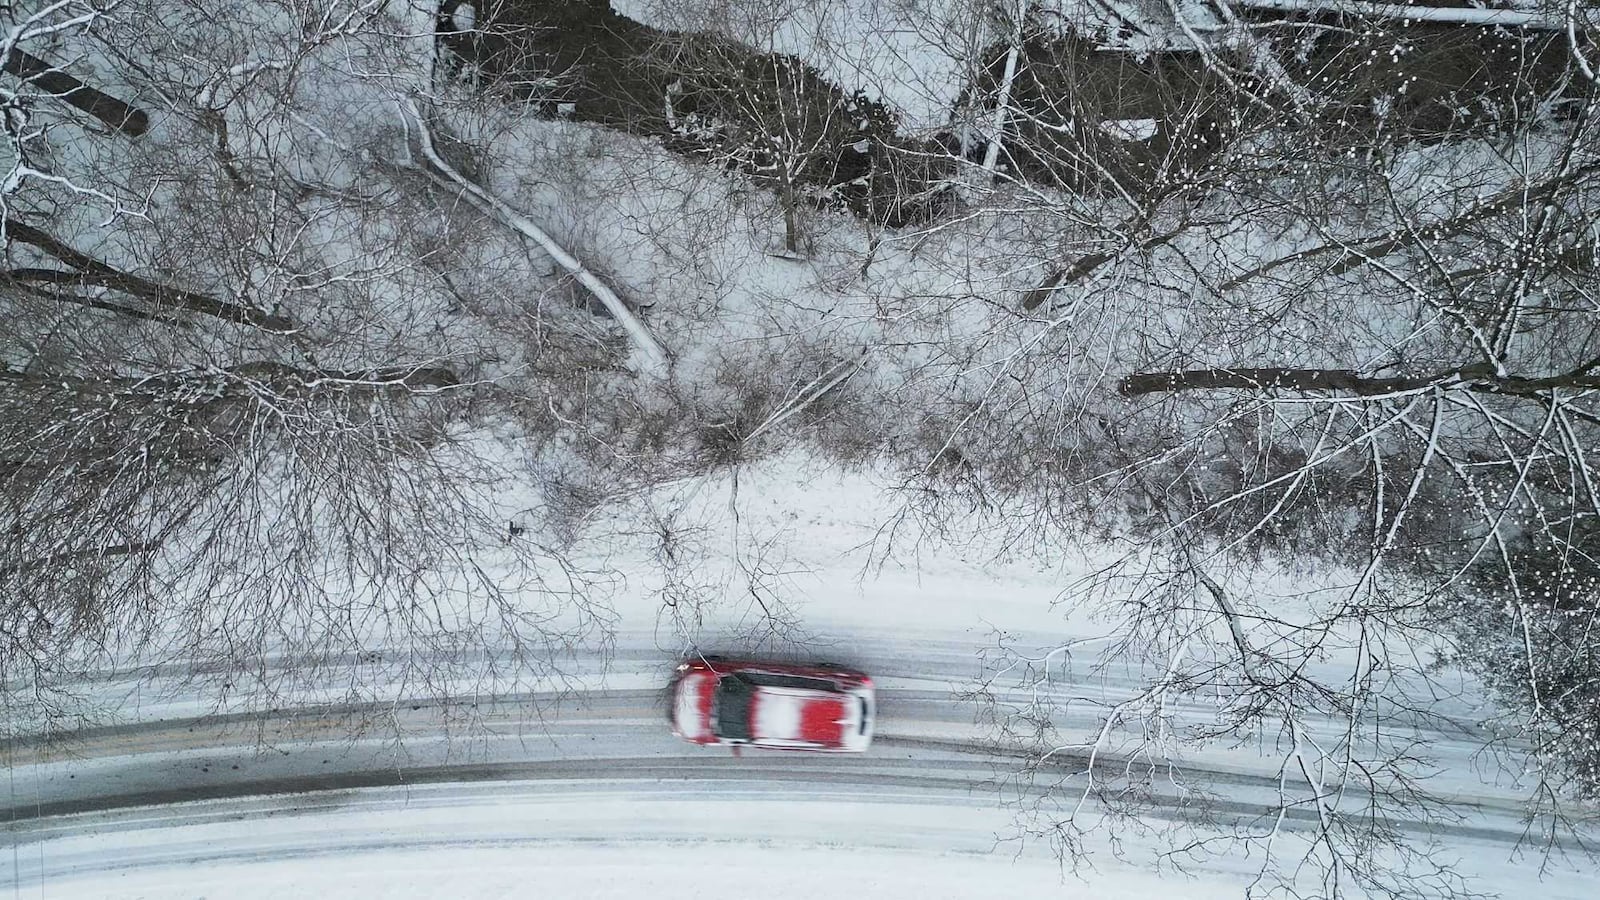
[610,0,972,129]
[0,795,1253,899]
[1236,0,1573,27]
[7,454,1600,898]
[10,781,1599,899]
[6,6,1600,896]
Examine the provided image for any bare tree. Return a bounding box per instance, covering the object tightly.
[850,3,1600,893]
[0,0,636,734]
[7,1,1597,892]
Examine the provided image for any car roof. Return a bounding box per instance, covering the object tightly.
[751,685,853,745]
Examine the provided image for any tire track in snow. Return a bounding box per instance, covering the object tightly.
[3,695,1562,855]
[3,748,1568,857]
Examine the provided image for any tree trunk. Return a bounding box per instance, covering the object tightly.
[2,49,149,136]
[780,172,802,255]
[981,3,1025,176]
[1117,364,1600,398]
[3,219,296,331]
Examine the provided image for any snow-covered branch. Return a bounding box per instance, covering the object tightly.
[1236,0,1581,28]
[402,98,670,376]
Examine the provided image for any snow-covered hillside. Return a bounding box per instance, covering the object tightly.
[5,0,1600,897]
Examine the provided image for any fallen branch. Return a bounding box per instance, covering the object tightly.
[403,98,670,376]
[743,352,867,443]
[1023,221,1188,310]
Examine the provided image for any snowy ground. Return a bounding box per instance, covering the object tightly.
[611,0,974,129]
[5,458,1599,898]
[0,794,1265,899]
[7,0,1600,896]
[7,744,1599,899]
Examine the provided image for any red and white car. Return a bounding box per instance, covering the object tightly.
[670,656,875,752]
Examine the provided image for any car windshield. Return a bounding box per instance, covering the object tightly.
[735,671,837,692]
[713,675,754,740]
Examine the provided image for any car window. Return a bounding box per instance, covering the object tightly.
[735,671,838,692]
[713,675,754,740]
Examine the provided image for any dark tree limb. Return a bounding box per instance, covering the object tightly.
[0,542,156,578]
[3,219,297,332]
[1118,365,1600,397]
[1222,159,1600,291]
[1023,252,1114,311]
[2,48,149,136]
[224,360,461,392]
[1,272,171,322]
[0,361,460,396]
[1023,221,1189,310]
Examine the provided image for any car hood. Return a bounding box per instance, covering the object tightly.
[674,672,714,739]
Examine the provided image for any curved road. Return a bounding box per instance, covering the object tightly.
[4,638,1574,883]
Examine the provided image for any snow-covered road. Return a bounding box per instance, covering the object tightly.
[1,631,1532,825]
[5,464,1598,897]
[6,635,1595,897]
